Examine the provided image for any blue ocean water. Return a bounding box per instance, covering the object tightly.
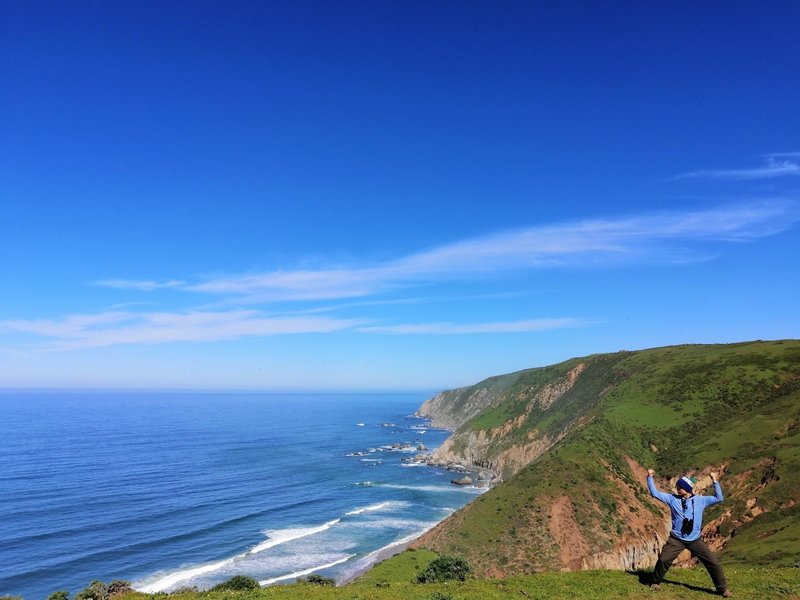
[0,393,483,599]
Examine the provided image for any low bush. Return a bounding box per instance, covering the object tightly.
[298,574,335,586]
[75,581,108,600]
[209,575,260,591]
[107,581,132,597]
[415,555,471,583]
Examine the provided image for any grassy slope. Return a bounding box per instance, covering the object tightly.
[412,340,800,575]
[113,564,800,600]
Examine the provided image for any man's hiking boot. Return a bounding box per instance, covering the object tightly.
[650,583,660,591]
[720,590,732,598]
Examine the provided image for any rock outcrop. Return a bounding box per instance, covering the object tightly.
[418,386,503,430]
[428,363,588,480]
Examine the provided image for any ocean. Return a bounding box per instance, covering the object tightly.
[0,392,484,599]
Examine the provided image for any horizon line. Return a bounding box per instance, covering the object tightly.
[0,387,439,395]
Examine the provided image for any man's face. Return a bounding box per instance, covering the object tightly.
[676,487,691,497]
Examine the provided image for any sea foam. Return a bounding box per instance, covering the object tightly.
[136,557,236,593]
[259,554,355,585]
[380,483,487,494]
[344,501,408,516]
[249,519,341,554]
[134,518,343,593]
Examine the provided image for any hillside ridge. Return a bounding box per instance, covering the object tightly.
[410,340,800,576]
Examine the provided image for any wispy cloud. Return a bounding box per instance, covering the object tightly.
[0,310,586,348]
[359,317,585,334]
[0,310,363,350]
[95,279,185,291]
[763,152,800,159]
[676,157,800,180]
[4,201,795,351]
[182,201,799,302]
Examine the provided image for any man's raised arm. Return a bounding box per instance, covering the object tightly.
[647,468,672,504]
[707,472,724,505]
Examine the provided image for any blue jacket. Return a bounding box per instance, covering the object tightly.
[647,476,723,541]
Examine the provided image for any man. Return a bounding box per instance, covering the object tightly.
[646,468,732,597]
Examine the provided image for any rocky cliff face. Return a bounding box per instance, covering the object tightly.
[417,384,505,430]
[431,425,565,481]
[580,531,666,571]
[425,362,589,479]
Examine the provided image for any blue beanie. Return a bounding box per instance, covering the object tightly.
[677,476,695,493]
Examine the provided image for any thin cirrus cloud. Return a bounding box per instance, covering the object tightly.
[359,318,585,335]
[0,311,584,349]
[95,279,186,291]
[184,201,799,303]
[763,152,800,158]
[675,156,800,181]
[7,201,796,350]
[0,310,363,350]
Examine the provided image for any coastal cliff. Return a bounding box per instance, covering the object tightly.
[411,340,800,576]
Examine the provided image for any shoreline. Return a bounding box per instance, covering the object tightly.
[336,530,424,585]
[336,477,495,587]
[139,418,493,593]
[336,477,494,586]
[335,418,497,586]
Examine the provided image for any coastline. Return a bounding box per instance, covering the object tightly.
[336,529,425,585]
[138,418,496,593]
[4,393,479,600]
[336,475,494,586]
[334,422,501,584]
[336,474,495,586]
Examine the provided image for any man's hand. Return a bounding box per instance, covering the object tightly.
[710,472,718,482]
[647,469,655,477]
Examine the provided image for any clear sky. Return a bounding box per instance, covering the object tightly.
[1,1,799,391]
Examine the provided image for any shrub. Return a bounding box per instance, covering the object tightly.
[298,574,335,586]
[71,579,130,600]
[210,575,260,591]
[416,555,471,583]
[47,592,69,600]
[107,581,131,597]
[75,581,108,600]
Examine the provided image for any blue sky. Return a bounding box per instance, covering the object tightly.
[1,1,799,391]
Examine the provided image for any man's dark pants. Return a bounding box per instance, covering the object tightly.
[652,534,728,592]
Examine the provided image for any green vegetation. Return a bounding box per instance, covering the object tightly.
[52,581,133,600]
[357,548,441,585]
[415,555,471,583]
[210,576,261,591]
[297,575,335,586]
[76,568,799,600]
[416,340,800,576]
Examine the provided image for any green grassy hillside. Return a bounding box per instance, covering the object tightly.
[412,340,800,576]
[85,565,800,600]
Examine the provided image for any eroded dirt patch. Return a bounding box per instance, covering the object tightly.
[549,495,591,570]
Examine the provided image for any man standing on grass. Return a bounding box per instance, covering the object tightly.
[646,469,732,597]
